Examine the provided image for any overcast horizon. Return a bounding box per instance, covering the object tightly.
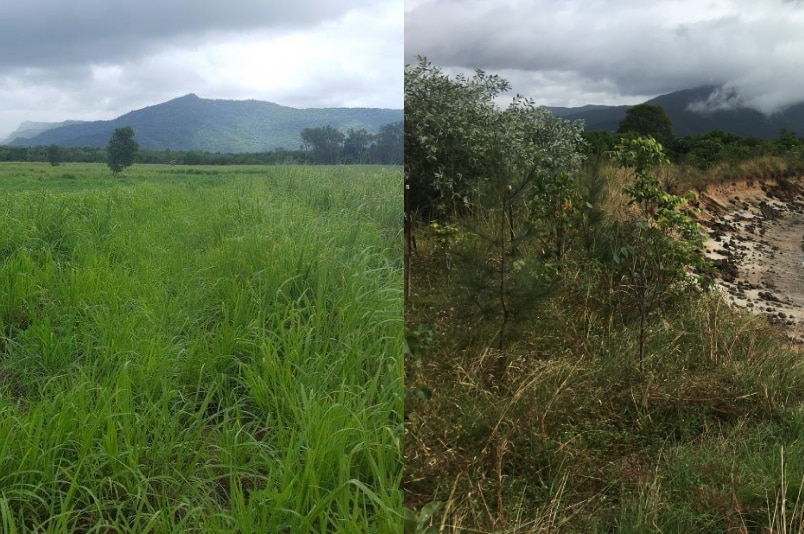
[406,0,804,115]
[0,0,402,140]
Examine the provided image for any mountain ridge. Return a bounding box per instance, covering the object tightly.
[544,86,804,139]
[7,94,403,153]
[4,119,88,144]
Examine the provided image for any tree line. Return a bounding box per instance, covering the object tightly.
[0,121,403,166]
[0,144,309,166]
[300,121,403,164]
[585,102,804,170]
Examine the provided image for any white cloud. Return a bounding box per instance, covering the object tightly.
[194,4,402,108]
[0,0,402,139]
[687,85,744,113]
[406,0,804,113]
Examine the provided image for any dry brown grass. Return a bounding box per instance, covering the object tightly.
[405,215,804,532]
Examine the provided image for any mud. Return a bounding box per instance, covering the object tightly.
[696,176,804,341]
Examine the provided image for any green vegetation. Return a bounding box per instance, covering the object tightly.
[47,144,60,167]
[405,60,804,532]
[107,127,139,175]
[404,57,584,218]
[608,137,712,366]
[0,162,403,532]
[0,144,309,166]
[587,122,804,175]
[300,122,403,165]
[617,103,675,141]
[1,121,403,167]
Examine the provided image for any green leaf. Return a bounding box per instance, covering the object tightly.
[418,501,443,523]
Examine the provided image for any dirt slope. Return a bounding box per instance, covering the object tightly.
[696,175,804,341]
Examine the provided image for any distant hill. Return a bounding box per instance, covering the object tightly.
[7,94,403,153]
[544,86,804,139]
[3,120,87,144]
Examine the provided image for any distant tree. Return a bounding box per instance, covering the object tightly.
[743,135,761,148]
[107,126,139,175]
[300,126,344,164]
[342,128,373,164]
[47,144,60,166]
[776,128,800,152]
[182,151,204,165]
[373,121,403,165]
[582,130,617,157]
[617,104,674,140]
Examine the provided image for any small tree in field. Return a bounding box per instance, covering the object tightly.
[47,144,60,166]
[107,126,139,175]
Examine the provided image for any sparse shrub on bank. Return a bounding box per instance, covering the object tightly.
[405,62,804,533]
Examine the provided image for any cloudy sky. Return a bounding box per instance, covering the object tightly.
[406,0,804,114]
[0,0,402,139]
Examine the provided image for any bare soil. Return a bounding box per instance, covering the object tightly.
[696,175,804,341]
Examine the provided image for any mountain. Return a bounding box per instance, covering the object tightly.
[544,104,629,133]
[544,86,804,139]
[3,120,87,144]
[8,94,403,153]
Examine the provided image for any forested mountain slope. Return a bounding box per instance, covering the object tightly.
[546,86,804,138]
[7,94,402,153]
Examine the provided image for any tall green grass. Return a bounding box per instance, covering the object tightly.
[0,163,402,532]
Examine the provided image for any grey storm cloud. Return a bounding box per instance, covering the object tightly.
[405,0,804,113]
[0,0,402,138]
[0,0,375,69]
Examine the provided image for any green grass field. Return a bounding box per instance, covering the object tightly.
[0,163,403,532]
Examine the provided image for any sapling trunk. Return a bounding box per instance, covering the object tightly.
[638,267,646,370]
[498,191,509,360]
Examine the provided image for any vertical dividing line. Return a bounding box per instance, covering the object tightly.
[404,180,411,300]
